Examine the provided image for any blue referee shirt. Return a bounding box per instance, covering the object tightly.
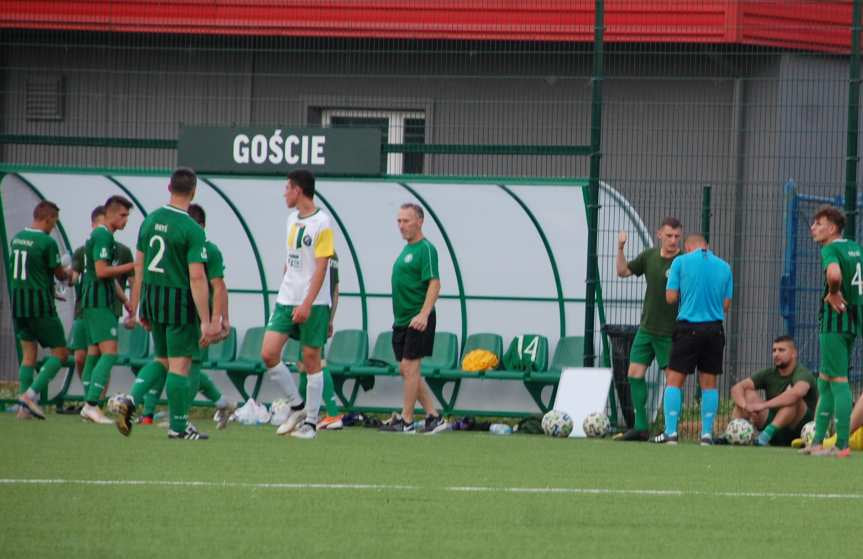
[666,248,733,322]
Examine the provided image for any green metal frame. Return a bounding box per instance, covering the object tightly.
[104,175,149,217]
[13,173,74,254]
[846,0,861,238]
[315,191,369,331]
[397,182,469,351]
[498,184,567,337]
[200,178,272,323]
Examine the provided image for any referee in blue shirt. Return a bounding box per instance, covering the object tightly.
[653,234,733,445]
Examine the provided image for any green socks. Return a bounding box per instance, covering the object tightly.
[197,372,222,403]
[833,381,852,450]
[18,365,35,394]
[300,369,339,416]
[143,368,168,417]
[85,354,118,404]
[322,368,339,417]
[131,361,167,405]
[81,355,98,396]
[813,377,834,444]
[629,377,648,431]
[187,362,203,403]
[29,357,63,395]
[166,372,190,433]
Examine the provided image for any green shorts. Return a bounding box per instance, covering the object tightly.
[818,332,856,377]
[14,315,67,349]
[151,321,201,359]
[68,318,89,351]
[629,329,672,369]
[266,304,330,349]
[82,307,118,345]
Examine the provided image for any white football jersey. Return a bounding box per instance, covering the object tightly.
[276,208,335,306]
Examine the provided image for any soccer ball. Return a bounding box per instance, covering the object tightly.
[269,398,291,426]
[542,409,574,438]
[582,411,611,438]
[800,420,816,446]
[724,418,754,445]
[106,393,127,415]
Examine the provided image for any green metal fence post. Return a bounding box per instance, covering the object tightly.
[846,0,861,238]
[583,0,604,367]
[702,185,712,243]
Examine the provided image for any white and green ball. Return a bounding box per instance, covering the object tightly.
[800,420,816,446]
[724,418,755,445]
[106,393,127,415]
[542,409,574,438]
[582,411,611,438]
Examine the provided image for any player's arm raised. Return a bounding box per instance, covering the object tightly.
[616,231,633,278]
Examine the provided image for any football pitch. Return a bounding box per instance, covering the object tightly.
[1,414,860,558]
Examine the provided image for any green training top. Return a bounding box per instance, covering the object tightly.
[9,227,61,318]
[391,238,439,328]
[111,241,134,317]
[81,225,116,309]
[204,239,224,311]
[72,245,85,319]
[137,205,207,325]
[627,247,679,336]
[750,364,818,414]
[819,238,863,335]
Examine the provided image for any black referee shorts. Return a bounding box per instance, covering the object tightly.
[668,320,725,375]
[392,310,436,362]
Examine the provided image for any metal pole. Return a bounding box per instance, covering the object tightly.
[583,0,604,367]
[845,0,861,239]
[702,185,712,243]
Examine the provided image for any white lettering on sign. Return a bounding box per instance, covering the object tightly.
[231,131,329,167]
[233,134,250,163]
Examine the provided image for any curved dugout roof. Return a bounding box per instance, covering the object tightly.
[1,171,652,352]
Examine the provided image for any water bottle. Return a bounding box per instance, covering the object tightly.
[489,423,513,435]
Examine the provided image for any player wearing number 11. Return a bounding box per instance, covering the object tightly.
[803,206,862,457]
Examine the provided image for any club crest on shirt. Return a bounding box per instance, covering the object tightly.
[404,254,413,263]
[303,235,312,247]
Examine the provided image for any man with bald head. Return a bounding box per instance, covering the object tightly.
[653,234,732,445]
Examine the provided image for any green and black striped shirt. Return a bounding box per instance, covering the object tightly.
[9,228,61,318]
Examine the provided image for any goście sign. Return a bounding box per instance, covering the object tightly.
[177,126,382,175]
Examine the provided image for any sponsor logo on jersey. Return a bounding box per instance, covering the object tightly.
[404,254,413,263]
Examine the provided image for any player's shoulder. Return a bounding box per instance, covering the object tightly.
[308,207,333,227]
[205,238,222,255]
[91,225,113,242]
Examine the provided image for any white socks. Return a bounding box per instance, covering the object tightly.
[304,372,324,425]
[267,363,302,406]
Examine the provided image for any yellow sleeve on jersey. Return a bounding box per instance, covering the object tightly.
[314,227,335,258]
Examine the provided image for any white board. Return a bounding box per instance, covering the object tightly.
[552,367,613,438]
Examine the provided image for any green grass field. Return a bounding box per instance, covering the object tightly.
[1,413,861,559]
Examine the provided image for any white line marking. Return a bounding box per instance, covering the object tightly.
[1,478,861,500]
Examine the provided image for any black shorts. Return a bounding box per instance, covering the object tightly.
[668,320,725,375]
[392,311,436,361]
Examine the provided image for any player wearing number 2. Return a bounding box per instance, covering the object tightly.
[115,167,220,440]
[802,206,863,457]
